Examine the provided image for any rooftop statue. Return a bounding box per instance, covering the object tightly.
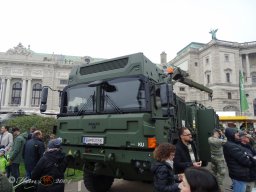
[6,43,32,56]
[209,29,218,40]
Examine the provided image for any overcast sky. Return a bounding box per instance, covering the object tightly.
[0,0,255,63]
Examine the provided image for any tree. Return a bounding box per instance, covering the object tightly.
[5,115,57,139]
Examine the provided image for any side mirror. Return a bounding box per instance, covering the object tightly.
[160,83,175,117]
[160,84,174,106]
[40,87,49,112]
[40,104,47,113]
[162,107,175,117]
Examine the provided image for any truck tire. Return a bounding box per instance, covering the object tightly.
[84,170,114,192]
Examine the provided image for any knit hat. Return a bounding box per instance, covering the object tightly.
[0,149,5,155]
[48,138,62,149]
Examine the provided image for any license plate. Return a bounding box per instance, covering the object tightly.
[82,136,104,145]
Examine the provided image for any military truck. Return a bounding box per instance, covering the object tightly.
[40,53,218,192]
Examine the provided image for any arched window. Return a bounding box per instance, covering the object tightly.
[31,83,42,106]
[11,82,22,105]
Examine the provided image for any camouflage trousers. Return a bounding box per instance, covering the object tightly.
[210,158,226,186]
[246,181,256,192]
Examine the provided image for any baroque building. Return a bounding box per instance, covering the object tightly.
[0,43,100,114]
[164,39,256,117]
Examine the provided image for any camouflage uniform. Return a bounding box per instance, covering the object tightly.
[0,173,13,192]
[208,136,227,186]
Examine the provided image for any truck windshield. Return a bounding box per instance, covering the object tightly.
[62,77,148,115]
[101,77,146,113]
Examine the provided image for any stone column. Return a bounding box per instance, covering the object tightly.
[246,54,251,84]
[0,78,6,107]
[4,78,11,106]
[20,79,27,106]
[25,79,32,107]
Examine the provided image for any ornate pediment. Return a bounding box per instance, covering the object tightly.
[6,43,32,56]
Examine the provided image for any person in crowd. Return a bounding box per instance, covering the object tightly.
[0,171,13,192]
[173,127,201,174]
[49,133,56,140]
[31,138,67,192]
[239,131,256,156]
[208,128,227,186]
[23,130,45,179]
[178,167,221,192]
[223,128,255,192]
[0,125,13,178]
[27,126,37,140]
[0,125,13,151]
[0,148,8,175]
[9,127,26,182]
[239,131,256,192]
[151,143,180,192]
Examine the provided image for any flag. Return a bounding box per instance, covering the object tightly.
[239,71,249,112]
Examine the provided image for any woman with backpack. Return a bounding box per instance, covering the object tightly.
[31,138,67,192]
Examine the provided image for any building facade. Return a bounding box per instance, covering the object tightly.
[165,39,256,117]
[0,43,99,114]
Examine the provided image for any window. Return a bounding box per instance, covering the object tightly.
[228,92,232,99]
[225,54,229,62]
[11,82,22,105]
[254,99,256,116]
[179,87,185,91]
[60,79,68,85]
[63,77,149,115]
[205,58,209,64]
[252,72,256,84]
[226,73,230,83]
[207,74,210,84]
[31,83,42,106]
[194,62,198,66]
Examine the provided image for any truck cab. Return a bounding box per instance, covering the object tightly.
[40,53,217,192]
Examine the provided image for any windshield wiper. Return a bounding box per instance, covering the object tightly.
[105,95,122,114]
[77,93,95,115]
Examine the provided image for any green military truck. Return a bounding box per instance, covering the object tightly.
[40,53,218,192]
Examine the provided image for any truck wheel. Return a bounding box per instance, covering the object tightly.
[84,170,114,192]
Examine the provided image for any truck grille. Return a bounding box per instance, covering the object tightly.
[80,58,128,75]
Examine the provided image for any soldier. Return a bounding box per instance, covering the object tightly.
[0,172,13,192]
[208,128,227,186]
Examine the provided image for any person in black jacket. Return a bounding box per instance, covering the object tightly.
[31,138,67,192]
[238,131,256,192]
[173,127,201,174]
[223,128,255,192]
[151,143,180,192]
[23,130,45,179]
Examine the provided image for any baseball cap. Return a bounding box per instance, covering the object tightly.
[0,148,5,155]
[213,128,221,133]
[239,131,251,138]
